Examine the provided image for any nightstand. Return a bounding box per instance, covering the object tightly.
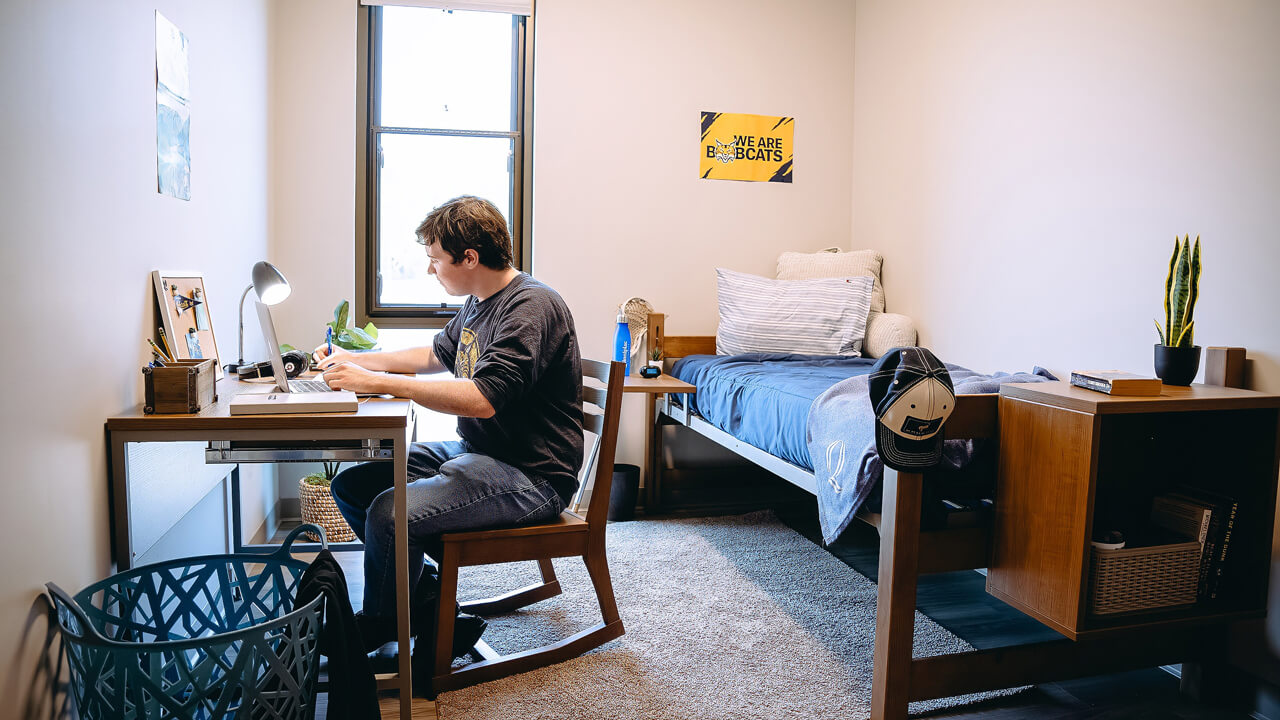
[988,380,1280,639]
[623,373,695,514]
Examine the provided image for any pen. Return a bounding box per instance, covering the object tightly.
[326,326,333,356]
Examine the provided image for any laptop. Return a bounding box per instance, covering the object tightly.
[228,301,359,415]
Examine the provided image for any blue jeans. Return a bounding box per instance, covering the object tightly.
[330,440,566,618]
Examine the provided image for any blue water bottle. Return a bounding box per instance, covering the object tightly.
[613,311,631,376]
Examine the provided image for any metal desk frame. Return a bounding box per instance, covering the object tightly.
[106,381,418,718]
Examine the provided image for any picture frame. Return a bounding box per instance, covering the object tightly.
[152,270,223,379]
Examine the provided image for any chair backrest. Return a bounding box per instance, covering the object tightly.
[580,359,626,536]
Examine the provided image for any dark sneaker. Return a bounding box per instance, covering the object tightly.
[408,610,488,699]
[354,611,398,653]
[451,613,487,657]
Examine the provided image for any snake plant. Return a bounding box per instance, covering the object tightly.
[1154,235,1201,348]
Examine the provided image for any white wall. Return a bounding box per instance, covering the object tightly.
[850,0,1280,688]
[0,2,270,716]
[267,0,360,351]
[533,0,857,464]
[851,0,1280,389]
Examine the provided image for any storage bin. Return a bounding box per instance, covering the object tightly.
[143,358,218,414]
[300,477,357,542]
[608,464,641,521]
[1088,539,1202,615]
[47,524,326,719]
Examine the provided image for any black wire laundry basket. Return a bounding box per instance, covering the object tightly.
[47,524,328,720]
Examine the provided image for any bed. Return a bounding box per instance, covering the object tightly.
[643,311,1246,720]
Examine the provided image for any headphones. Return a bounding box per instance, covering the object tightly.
[237,350,310,380]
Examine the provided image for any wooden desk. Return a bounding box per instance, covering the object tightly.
[623,373,695,514]
[106,378,418,718]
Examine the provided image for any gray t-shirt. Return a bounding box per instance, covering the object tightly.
[433,273,584,501]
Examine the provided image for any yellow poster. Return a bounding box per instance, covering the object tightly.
[700,111,794,183]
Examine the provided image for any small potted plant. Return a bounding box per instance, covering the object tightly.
[1153,235,1201,385]
[326,300,379,351]
[640,348,663,377]
[299,461,356,542]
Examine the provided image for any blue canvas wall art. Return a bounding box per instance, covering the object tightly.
[156,12,190,200]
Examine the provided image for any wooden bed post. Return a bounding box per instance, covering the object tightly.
[647,313,665,363]
[871,467,925,720]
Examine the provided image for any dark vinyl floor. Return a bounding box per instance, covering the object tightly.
[772,502,1258,720]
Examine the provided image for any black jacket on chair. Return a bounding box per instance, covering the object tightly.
[296,549,380,719]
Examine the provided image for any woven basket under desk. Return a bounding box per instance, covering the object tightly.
[1088,540,1203,615]
[299,479,357,543]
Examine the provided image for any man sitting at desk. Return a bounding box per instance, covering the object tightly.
[315,195,583,658]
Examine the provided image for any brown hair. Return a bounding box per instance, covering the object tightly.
[414,196,514,271]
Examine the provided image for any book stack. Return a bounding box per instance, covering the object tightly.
[1149,487,1239,602]
[1070,370,1162,396]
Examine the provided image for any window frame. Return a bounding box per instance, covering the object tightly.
[357,5,533,328]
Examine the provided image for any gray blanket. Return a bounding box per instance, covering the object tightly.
[806,365,1055,545]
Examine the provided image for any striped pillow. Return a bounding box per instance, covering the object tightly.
[715,268,874,356]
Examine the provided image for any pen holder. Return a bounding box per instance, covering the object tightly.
[143,358,218,414]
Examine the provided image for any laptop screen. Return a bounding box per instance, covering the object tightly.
[254,300,294,393]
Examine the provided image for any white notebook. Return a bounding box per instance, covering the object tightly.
[229,389,358,415]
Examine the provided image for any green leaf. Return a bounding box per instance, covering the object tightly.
[333,300,350,332]
[347,327,377,349]
[1168,237,1191,347]
[1162,237,1178,345]
[1174,319,1195,348]
[1154,319,1165,345]
[1183,236,1201,348]
[362,322,379,341]
[280,344,296,353]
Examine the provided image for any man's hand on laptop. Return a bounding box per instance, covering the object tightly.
[321,361,387,395]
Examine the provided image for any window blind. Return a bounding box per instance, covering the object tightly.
[359,0,531,16]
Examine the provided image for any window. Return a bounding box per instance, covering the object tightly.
[361,5,530,324]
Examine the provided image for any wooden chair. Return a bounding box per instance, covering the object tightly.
[431,358,626,692]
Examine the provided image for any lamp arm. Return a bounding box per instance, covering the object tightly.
[237,283,254,364]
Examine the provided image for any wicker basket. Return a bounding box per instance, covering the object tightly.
[1088,540,1202,615]
[299,477,357,543]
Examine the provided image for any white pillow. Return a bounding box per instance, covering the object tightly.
[777,248,885,313]
[715,268,873,356]
[862,312,918,359]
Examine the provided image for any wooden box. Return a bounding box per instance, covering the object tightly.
[143,358,218,414]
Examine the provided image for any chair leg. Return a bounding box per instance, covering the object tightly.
[537,557,557,583]
[461,558,563,616]
[434,549,625,692]
[434,544,460,680]
[583,547,621,626]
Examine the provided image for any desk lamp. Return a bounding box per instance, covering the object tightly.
[225,261,291,373]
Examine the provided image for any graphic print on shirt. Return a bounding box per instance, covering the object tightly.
[456,327,479,379]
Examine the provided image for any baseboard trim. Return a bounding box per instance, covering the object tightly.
[248,499,287,546]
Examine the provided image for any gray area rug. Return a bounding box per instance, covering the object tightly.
[439,511,1020,719]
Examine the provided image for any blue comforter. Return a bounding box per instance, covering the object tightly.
[672,353,1055,545]
[807,365,1056,544]
[671,354,878,471]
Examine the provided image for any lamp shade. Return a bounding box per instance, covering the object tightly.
[252,261,290,305]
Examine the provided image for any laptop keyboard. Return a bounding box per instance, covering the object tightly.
[289,378,333,393]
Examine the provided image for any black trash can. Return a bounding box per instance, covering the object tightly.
[608,464,641,521]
